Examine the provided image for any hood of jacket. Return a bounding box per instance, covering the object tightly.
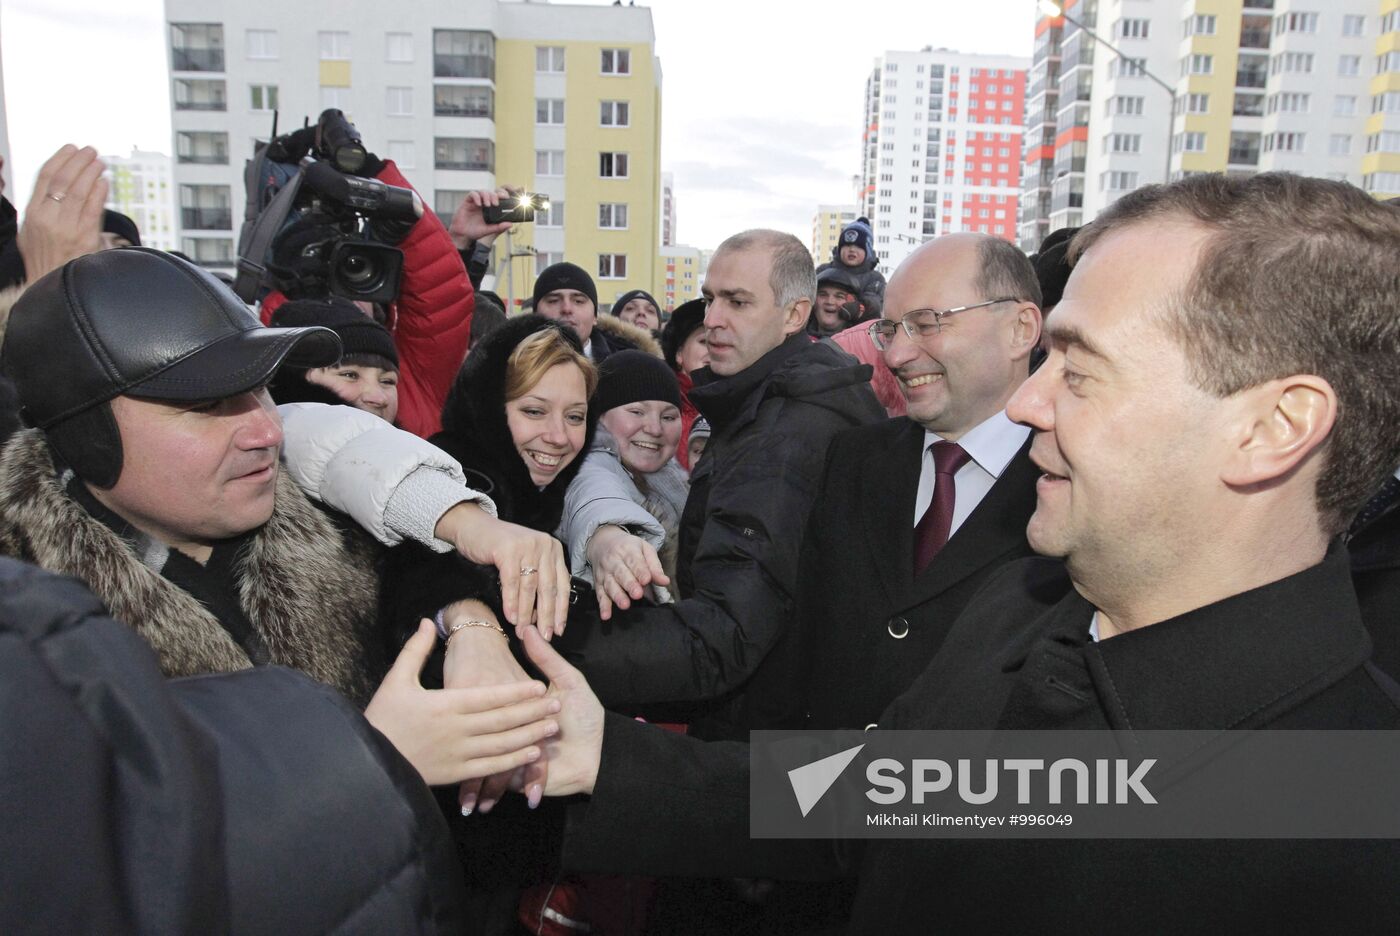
[592,313,663,357]
[436,314,599,531]
[689,332,880,433]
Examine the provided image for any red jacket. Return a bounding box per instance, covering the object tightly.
[260,160,474,438]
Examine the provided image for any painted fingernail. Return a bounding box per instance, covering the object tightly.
[479,798,497,814]
[460,793,476,816]
[528,784,543,810]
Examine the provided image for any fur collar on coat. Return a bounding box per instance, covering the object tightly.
[0,429,383,705]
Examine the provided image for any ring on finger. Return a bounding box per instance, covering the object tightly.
[47,192,67,203]
[520,566,538,576]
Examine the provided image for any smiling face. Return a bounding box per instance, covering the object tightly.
[600,400,682,475]
[305,363,399,423]
[880,234,1039,440]
[89,390,284,562]
[701,245,806,377]
[536,289,598,345]
[814,283,855,331]
[505,362,589,486]
[618,298,660,332]
[1006,220,1224,582]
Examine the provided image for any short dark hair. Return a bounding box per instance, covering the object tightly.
[1070,172,1400,535]
[975,237,1042,308]
[715,229,816,309]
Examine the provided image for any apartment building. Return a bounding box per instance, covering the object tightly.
[103,150,180,252]
[811,203,856,265]
[1022,0,1390,250]
[661,171,675,246]
[164,0,663,308]
[657,242,703,311]
[860,47,1029,276]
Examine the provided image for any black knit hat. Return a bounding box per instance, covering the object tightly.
[271,297,399,368]
[816,267,860,293]
[660,297,706,370]
[594,350,682,413]
[102,210,142,247]
[533,261,598,309]
[611,289,660,317]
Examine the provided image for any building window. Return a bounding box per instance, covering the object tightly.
[1185,93,1209,114]
[318,31,350,61]
[1176,131,1207,153]
[385,32,413,63]
[1342,14,1365,37]
[598,254,627,279]
[1329,134,1352,157]
[1103,133,1142,154]
[250,84,279,112]
[1338,55,1361,77]
[387,140,415,169]
[179,184,232,230]
[434,137,494,171]
[386,86,413,117]
[601,48,631,75]
[1275,12,1318,35]
[599,203,628,229]
[174,78,226,111]
[1335,95,1358,116]
[600,100,630,127]
[1186,54,1213,75]
[1379,52,1400,73]
[1100,170,1138,191]
[538,200,564,227]
[1264,132,1306,153]
[1267,92,1310,114]
[536,150,565,176]
[1116,18,1150,40]
[535,252,564,277]
[599,152,629,178]
[536,46,565,72]
[433,190,467,226]
[180,237,234,265]
[435,85,493,118]
[536,98,565,125]
[434,30,494,80]
[320,87,350,111]
[170,23,224,72]
[176,131,228,165]
[1107,95,1145,117]
[1184,14,1216,37]
[1271,52,1314,75]
[246,29,278,60]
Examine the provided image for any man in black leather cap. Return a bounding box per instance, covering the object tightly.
[0,248,558,785]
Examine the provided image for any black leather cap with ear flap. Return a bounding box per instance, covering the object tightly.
[46,403,123,489]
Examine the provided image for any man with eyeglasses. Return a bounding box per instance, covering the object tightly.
[795,232,1044,735]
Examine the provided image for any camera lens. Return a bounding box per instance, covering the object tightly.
[338,250,380,288]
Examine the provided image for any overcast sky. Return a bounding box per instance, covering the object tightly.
[0,0,1034,249]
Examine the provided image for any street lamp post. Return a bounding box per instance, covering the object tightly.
[1038,0,1176,187]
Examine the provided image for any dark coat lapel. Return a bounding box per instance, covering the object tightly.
[862,418,926,603]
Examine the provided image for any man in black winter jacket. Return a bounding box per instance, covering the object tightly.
[558,229,884,739]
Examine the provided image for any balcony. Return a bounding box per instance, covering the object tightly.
[1235,68,1267,89]
[171,48,224,72]
[1233,93,1265,117]
[181,208,232,230]
[1239,29,1270,50]
[1227,147,1260,166]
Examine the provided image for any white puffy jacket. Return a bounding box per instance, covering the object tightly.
[278,403,495,553]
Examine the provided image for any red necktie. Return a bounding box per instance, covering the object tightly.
[914,441,971,575]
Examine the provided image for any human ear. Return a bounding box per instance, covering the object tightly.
[1222,376,1337,488]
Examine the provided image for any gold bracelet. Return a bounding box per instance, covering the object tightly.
[444,618,508,644]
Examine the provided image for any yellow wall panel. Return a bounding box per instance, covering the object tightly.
[318,61,350,88]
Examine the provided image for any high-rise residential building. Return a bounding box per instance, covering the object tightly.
[1022,0,1390,251]
[661,170,675,245]
[0,42,11,195]
[657,242,702,311]
[103,150,180,252]
[164,0,663,308]
[811,203,856,264]
[860,47,1029,276]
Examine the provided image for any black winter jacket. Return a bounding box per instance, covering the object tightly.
[0,557,466,934]
[557,332,884,738]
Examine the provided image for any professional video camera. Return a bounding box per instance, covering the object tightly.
[235,109,423,305]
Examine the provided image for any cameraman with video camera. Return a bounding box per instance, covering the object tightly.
[247,110,514,438]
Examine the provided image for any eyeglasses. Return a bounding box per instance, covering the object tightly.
[867,297,1019,350]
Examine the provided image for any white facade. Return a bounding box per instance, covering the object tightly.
[0,41,10,195]
[104,149,181,252]
[661,170,675,245]
[861,47,1030,277]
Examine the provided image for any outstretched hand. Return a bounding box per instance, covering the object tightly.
[586,525,669,620]
[519,626,605,798]
[448,186,520,250]
[365,620,560,786]
[16,144,107,281]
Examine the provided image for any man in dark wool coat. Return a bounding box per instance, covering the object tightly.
[506,172,1400,934]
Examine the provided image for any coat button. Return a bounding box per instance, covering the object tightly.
[887,616,909,639]
[864,723,879,732]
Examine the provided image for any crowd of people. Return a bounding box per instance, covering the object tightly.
[2,133,1400,936]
